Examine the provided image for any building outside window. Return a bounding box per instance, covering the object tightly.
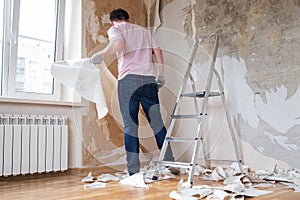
[1,0,61,100]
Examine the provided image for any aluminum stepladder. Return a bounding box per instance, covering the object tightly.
[152,33,243,186]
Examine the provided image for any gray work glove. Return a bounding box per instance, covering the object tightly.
[90,53,103,64]
[155,76,165,88]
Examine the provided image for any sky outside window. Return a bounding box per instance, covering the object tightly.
[16,0,56,94]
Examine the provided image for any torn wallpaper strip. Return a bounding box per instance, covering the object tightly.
[51,59,108,119]
[119,172,149,188]
[84,181,106,189]
[81,171,95,183]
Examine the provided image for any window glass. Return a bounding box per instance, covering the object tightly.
[16,0,56,94]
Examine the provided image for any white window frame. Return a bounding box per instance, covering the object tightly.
[1,0,64,101]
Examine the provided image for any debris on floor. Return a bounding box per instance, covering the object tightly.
[84,181,106,189]
[81,171,95,183]
[168,163,300,199]
[119,172,149,188]
[79,162,300,199]
[80,161,177,189]
[97,173,119,182]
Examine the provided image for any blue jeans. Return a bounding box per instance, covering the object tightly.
[118,74,174,175]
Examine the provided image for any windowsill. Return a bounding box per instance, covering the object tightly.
[0,97,86,107]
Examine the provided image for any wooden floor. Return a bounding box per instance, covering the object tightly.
[0,172,299,200]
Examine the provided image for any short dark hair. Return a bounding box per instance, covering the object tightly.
[109,8,129,22]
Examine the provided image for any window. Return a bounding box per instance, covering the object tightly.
[1,0,61,100]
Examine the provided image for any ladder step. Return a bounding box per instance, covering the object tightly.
[159,161,193,169]
[171,114,206,119]
[181,91,222,98]
[166,137,198,142]
[207,158,240,163]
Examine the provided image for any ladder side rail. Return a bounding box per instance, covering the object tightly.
[177,39,200,101]
[213,68,243,172]
[163,39,200,142]
[188,35,220,185]
[188,72,208,171]
[155,39,200,168]
[201,34,219,114]
[188,74,201,117]
[196,35,219,125]
[193,34,219,157]
[187,117,206,185]
[169,38,200,124]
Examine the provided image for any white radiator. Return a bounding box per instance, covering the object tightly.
[0,114,68,176]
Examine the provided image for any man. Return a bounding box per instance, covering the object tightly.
[90,8,174,175]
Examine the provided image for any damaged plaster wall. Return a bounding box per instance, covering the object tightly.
[82,0,164,169]
[156,0,300,170]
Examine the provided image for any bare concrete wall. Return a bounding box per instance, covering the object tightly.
[156,0,300,170]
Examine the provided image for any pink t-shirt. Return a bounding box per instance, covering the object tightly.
[108,22,159,80]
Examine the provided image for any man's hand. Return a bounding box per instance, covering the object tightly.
[90,53,103,64]
[155,76,165,88]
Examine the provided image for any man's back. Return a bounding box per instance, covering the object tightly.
[108,22,159,79]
